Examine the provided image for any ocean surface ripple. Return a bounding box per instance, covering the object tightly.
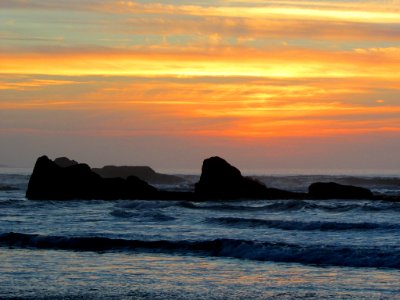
[1,170,400,298]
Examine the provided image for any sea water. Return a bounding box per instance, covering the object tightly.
[1,169,400,299]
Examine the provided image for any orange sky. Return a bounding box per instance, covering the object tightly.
[0,0,399,172]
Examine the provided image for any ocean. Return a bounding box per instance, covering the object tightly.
[1,168,400,299]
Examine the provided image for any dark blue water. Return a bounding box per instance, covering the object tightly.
[1,169,400,299]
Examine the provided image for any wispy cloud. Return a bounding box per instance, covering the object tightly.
[1,0,399,167]
[1,45,399,79]
[3,0,400,24]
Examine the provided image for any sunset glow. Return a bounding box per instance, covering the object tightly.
[1,0,399,171]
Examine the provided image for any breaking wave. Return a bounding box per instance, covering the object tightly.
[1,232,399,269]
[179,200,317,212]
[180,200,400,213]
[207,217,399,231]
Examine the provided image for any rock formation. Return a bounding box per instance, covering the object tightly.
[194,156,303,199]
[26,155,377,201]
[195,156,267,199]
[92,165,184,184]
[54,157,78,168]
[26,156,157,200]
[308,182,373,199]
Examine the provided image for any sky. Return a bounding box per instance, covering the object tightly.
[0,0,400,173]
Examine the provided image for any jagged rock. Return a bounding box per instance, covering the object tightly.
[26,156,99,200]
[308,182,373,199]
[27,155,378,201]
[26,156,157,200]
[92,165,185,184]
[54,157,78,168]
[195,156,269,199]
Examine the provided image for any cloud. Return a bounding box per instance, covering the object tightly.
[3,0,400,25]
[1,72,399,140]
[1,0,399,142]
[118,15,400,42]
[0,45,399,80]
[0,79,80,91]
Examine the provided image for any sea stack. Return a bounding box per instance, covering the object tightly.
[26,155,378,201]
[26,156,157,200]
[308,182,373,199]
[195,156,269,199]
[26,156,102,200]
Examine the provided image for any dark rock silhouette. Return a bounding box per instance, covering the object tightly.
[54,157,78,168]
[26,156,157,200]
[194,156,303,199]
[195,156,267,199]
[92,165,185,184]
[99,176,158,200]
[26,156,98,200]
[308,182,373,199]
[27,155,382,201]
